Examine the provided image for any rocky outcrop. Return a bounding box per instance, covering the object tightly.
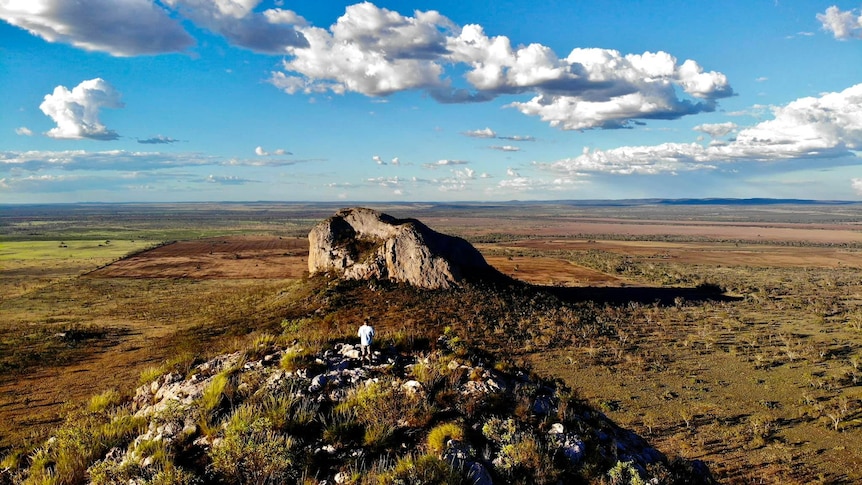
[308,207,490,289]
[18,335,714,484]
[120,338,709,484]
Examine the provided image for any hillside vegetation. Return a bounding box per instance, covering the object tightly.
[2,277,715,484]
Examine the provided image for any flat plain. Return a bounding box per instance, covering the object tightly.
[2,201,862,483]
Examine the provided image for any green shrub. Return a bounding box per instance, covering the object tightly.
[481,417,518,444]
[608,460,647,485]
[209,416,297,485]
[25,410,146,485]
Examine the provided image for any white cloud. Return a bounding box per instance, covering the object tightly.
[497,135,535,142]
[0,0,194,56]
[853,178,862,195]
[255,145,290,156]
[390,156,400,165]
[15,126,33,136]
[491,145,520,152]
[162,0,308,53]
[817,5,862,40]
[39,78,123,140]
[423,159,468,169]
[372,155,386,165]
[497,175,581,192]
[138,135,180,144]
[465,43,733,129]
[547,83,862,175]
[0,149,308,172]
[755,77,768,82]
[367,176,404,188]
[506,167,520,177]
[0,0,310,55]
[463,127,497,138]
[205,174,255,185]
[274,3,452,97]
[693,122,738,138]
[270,3,732,129]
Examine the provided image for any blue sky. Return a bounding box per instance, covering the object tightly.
[1,1,861,203]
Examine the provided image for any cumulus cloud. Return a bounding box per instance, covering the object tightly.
[498,47,732,129]
[15,127,33,136]
[390,157,400,165]
[0,0,310,56]
[423,159,468,169]
[162,0,308,53]
[693,122,738,138]
[817,5,862,40]
[435,167,478,192]
[491,145,520,152]
[372,155,386,165]
[547,83,862,175]
[255,146,290,156]
[463,127,497,138]
[39,78,123,140]
[138,135,180,144]
[506,167,520,177]
[0,0,194,56]
[270,3,732,129]
[853,178,862,195]
[272,3,452,97]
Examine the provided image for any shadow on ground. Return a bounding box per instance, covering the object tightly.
[540,284,743,306]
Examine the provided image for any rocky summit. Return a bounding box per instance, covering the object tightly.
[17,332,712,484]
[308,207,491,289]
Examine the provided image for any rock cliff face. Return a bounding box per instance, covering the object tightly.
[308,207,490,289]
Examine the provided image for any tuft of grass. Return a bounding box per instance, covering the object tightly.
[25,409,147,485]
[200,371,232,417]
[381,453,464,485]
[426,421,465,455]
[87,389,123,413]
[209,415,297,484]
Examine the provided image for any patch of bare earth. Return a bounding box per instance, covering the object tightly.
[90,236,309,279]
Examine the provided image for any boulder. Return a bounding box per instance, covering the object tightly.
[308,207,490,289]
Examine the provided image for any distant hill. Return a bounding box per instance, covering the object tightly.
[499,198,862,207]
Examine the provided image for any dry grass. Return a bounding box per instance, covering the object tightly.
[3,202,862,483]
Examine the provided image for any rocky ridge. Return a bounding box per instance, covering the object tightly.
[308,207,491,289]
[8,332,716,484]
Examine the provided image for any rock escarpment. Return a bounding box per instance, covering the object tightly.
[308,207,491,289]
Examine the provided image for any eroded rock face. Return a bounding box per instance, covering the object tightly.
[308,207,490,289]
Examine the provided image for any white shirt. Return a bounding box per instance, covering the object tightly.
[358,324,375,346]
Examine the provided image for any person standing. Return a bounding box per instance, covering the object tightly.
[358,319,375,363]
